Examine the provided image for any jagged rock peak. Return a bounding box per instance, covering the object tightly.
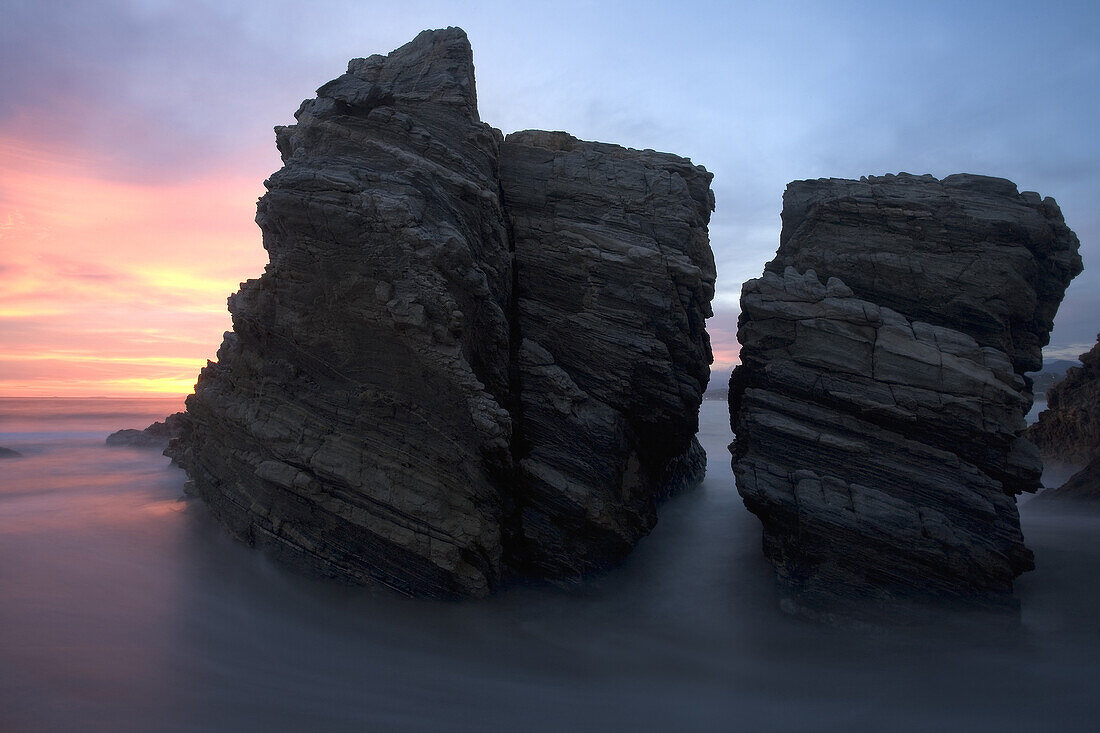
[730,173,1081,620]
[175,27,515,599]
[168,29,715,598]
[311,27,480,123]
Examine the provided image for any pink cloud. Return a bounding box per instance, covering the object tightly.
[0,135,269,396]
[706,307,742,370]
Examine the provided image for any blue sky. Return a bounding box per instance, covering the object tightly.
[1,0,1097,393]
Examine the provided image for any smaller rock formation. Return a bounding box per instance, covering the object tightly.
[106,413,186,449]
[1029,335,1100,501]
[0,446,22,459]
[1028,335,1100,466]
[730,173,1082,618]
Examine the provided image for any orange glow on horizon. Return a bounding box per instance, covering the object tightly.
[1,133,742,398]
[711,356,741,372]
[0,375,205,399]
[0,135,270,397]
[709,342,741,373]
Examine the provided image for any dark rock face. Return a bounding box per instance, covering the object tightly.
[730,174,1082,617]
[168,29,715,597]
[774,174,1081,374]
[169,28,515,598]
[500,130,714,576]
[1028,335,1100,466]
[107,413,186,449]
[0,446,22,459]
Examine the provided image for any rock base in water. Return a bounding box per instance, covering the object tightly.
[107,413,186,449]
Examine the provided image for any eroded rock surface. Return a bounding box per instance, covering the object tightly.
[167,29,714,597]
[730,174,1082,617]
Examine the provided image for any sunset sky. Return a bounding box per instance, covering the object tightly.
[2,0,1097,396]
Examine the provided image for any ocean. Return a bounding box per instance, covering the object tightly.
[1,397,1098,731]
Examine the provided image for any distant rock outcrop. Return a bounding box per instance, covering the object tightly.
[1038,456,1100,501]
[1029,336,1100,501]
[1030,359,1080,399]
[1028,335,1100,466]
[167,29,715,597]
[0,446,22,459]
[729,173,1082,617]
[107,413,186,449]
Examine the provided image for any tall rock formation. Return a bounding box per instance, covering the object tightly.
[729,173,1082,617]
[1028,335,1100,500]
[168,29,715,597]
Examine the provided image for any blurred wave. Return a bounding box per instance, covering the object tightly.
[0,399,1097,732]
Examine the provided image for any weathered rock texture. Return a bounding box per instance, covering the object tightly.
[730,173,1082,616]
[1028,335,1100,466]
[1029,336,1100,501]
[167,29,714,597]
[501,130,714,576]
[107,413,186,449]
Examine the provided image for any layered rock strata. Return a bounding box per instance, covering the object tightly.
[730,173,1082,615]
[500,130,714,576]
[168,29,714,597]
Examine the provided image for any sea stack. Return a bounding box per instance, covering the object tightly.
[729,173,1082,617]
[167,28,715,597]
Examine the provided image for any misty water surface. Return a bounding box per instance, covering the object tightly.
[1,397,1098,732]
